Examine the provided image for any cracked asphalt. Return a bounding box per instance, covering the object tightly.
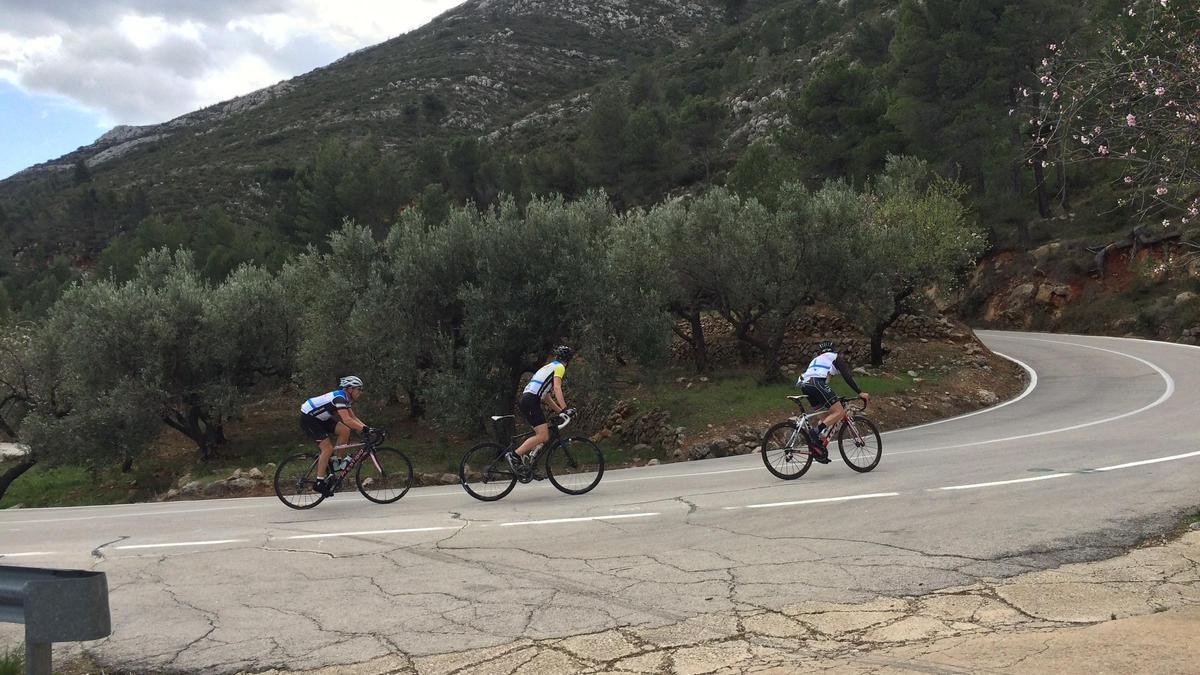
[2,331,1199,673]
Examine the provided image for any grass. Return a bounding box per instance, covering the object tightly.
[0,366,937,509]
[632,368,928,433]
[0,646,20,675]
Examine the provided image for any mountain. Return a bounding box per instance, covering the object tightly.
[0,0,734,248]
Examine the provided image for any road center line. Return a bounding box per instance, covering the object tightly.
[115,539,247,550]
[1095,450,1200,472]
[281,526,460,540]
[934,473,1074,491]
[0,551,56,558]
[500,512,660,527]
[730,492,900,510]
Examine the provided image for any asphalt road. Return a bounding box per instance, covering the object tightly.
[2,331,1198,673]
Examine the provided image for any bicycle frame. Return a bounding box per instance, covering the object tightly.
[786,398,867,449]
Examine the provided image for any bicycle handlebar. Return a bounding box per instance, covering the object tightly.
[365,427,389,445]
[551,412,573,430]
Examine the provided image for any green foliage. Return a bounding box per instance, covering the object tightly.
[0,644,20,675]
[726,139,802,208]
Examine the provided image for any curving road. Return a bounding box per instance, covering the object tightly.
[2,331,1199,673]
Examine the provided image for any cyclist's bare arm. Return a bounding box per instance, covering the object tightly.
[543,377,566,412]
[337,408,367,432]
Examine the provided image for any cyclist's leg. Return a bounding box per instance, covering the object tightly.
[821,401,846,430]
[333,421,351,450]
[515,394,550,457]
[514,424,550,457]
[315,437,335,477]
[301,414,336,478]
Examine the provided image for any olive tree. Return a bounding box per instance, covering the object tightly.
[823,157,985,365]
[38,249,299,461]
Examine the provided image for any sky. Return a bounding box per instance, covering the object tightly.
[0,0,466,179]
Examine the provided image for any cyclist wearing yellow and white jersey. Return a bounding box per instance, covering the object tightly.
[506,346,575,474]
[798,340,869,463]
[299,375,375,496]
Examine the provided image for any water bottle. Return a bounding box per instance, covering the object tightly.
[331,456,348,472]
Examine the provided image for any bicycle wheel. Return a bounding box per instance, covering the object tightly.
[356,447,413,504]
[838,416,882,472]
[545,437,605,495]
[274,452,326,509]
[459,442,517,501]
[761,421,813,480]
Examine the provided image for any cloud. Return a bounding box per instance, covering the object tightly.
[0,0,464,128]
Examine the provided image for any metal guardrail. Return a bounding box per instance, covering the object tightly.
[0,565,110,675]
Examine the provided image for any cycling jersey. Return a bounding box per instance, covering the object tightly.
[300,389,352,422]
[799,351,862,394]
[522,361,565,397]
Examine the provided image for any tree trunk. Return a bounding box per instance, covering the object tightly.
[870,330,886,367]
[1032,154,1051,222]
[1055,161,1071,211]
[671,309,709,373]
[760,331,786,383]
[120,455,134,473]
[0,457,35,501]
[405,388,426,420]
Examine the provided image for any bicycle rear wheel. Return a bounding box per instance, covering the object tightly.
[356,447,414,504]
[545,437,605,495]
[274,452,326,509]
[459,442,517,501]
[761,421,813,479]
[837,416,882,472]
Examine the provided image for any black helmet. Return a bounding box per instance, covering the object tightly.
[817,340,836,353]
[552,345,574,362]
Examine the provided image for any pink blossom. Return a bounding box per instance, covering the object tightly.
[1155,86,1166,95]
[1156,186,1169,196]
[1049,43,1057,51]
[1098,145,1110,155]
[1126,113,1137,126]
[1124,176,1134,184]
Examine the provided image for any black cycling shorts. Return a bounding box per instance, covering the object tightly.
[517,392,547,428]
[801,378,837,410]
[299,414,338,442]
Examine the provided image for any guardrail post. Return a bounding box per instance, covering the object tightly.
[0,565,110,675]
[25,642,50,675]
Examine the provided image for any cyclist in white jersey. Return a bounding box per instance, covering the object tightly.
[798,340,869,462]
[299,375,374,496]
[506,346,576,474]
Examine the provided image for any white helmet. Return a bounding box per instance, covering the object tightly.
[339,375,363,389]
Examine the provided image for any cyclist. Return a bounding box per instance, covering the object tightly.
[798,340,869,463]
[506,346,576,475]
[300,375,374,496]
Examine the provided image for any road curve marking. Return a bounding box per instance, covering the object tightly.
[499,512,660,527]
[891,338,1175,455]
[0,551,57,558]
[281,526,461,540]
[728,492,900,510]
[882,350,1039,437]
[115,539,248,550]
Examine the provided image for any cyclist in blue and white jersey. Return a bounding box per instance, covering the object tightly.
[798,340,869,463]
[299,376,374,496]
[506,346,576,474]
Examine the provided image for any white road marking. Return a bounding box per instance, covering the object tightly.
[281,526,460,540]
[0,504,271,525]
[115,539,247,550]
[1095,450,1200,472]
[934,473,1074,491]
[730,492,900,510]
[890,338,1175,456]
[882,350,1038,436]
[0,551,56,558]
[499,512,660,527]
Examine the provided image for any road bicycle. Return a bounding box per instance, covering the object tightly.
[458,411,605,501]
[273,428,413,509]
[760,395,882,479]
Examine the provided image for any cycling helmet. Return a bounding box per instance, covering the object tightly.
[817,340,836,353]
[552,345,575,362]
[339,375,364,389]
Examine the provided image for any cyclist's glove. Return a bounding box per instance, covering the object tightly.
[361,425,373,437]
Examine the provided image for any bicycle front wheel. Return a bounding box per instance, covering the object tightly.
[761,421,812,479]
[357,447,414,504]
[274,452,325,509]
[838,416,882,472]
[460,442,517,501]
[545,437,605,495]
